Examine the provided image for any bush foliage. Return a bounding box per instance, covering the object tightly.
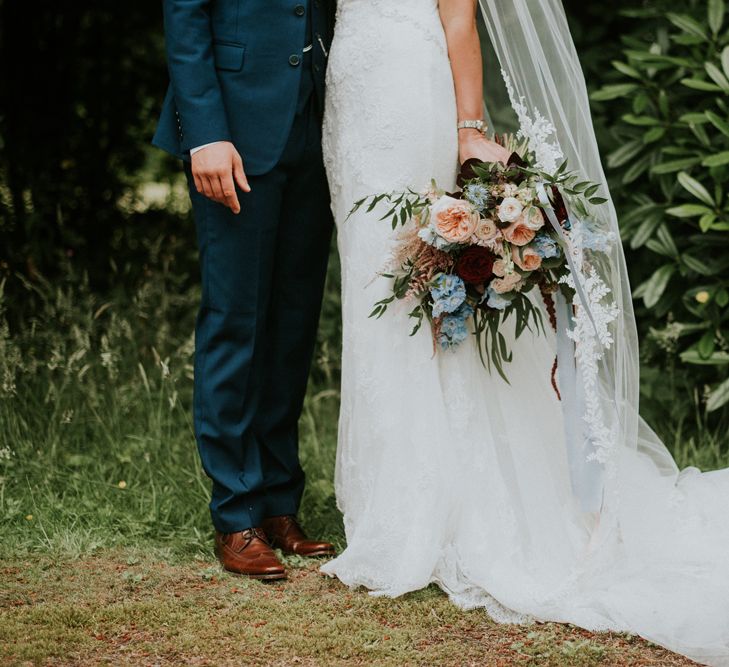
[592,0,729,414]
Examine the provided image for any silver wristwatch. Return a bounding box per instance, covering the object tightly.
[457,119,488,134]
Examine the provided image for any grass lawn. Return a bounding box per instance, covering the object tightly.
[1,254,723,665]
[1,549,698,666]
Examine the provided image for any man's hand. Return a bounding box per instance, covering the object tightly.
[458,130,512,166]
[191,141,251,214]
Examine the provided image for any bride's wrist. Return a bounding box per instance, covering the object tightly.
[458,128,483,141]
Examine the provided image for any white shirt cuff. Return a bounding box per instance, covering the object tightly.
[190,141,225,155]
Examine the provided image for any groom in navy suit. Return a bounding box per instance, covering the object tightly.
[154,0,336,580]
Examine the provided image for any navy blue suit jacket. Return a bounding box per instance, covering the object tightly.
[153,0,334,175]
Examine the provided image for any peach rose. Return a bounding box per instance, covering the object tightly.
[512,246,542,272]
[503,219,536,246]
[520,206,545,231]
[472,217,500,245]
[431,196,479,244]
[490,272,523,294]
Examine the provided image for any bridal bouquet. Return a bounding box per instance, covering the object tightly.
[349,137,611,381]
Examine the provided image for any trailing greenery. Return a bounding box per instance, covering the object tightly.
[592,0,729,415]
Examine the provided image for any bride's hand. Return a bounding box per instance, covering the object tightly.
[458,129,511,166]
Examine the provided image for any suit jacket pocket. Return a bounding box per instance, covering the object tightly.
[213,42,246,72]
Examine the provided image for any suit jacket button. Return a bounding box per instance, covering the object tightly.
[294,4,306,16]
[289,54,301,67]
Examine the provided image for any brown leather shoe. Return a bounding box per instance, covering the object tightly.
[214,528,286,580]
[261,515,336,557]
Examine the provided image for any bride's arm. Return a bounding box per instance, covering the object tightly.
[439,0,511,165]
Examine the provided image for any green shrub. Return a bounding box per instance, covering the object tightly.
[592,0,729,414]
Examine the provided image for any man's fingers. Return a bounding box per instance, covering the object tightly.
[193,174,204,195]
[201,176,215,200]
[220,173,241,214]
[209,175,225,202]
[233,156,251,194]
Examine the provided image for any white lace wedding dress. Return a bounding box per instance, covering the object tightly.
[320,1,729,664]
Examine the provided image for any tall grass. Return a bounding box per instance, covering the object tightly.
[0,234,726,562]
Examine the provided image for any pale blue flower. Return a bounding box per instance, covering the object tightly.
[581,226,612,252]
[463,183,492,212]
[533,233,561,259]
[418,225,452,251]
[485,286,511,311]
[430,273,466,318]
[438,302,474,350]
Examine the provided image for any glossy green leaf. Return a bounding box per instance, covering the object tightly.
[591,83,639,101]
[677,171,715,206]
[641,264,676,308]
[607,140,645,168]
[701,151,729,167]
[666,203,713,218]
[705,110,729,138]
[681,78,722,92]
[667,12,709,39]
[630,210,664,248]
[680,349,729,365]
[622,114,661,126]
[656,224,679,256]
[612,60,641,79]
[682,254,716,275]
[705,62,729,92]
[708,0,725,35]
[651,157,701,174]
[707,376,729,411]
[697,329,716,359]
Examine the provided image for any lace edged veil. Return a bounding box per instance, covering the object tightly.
[476,0,678,526]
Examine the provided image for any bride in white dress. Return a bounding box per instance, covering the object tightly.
[320,0,729,665]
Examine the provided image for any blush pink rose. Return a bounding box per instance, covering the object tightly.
[490,272,522,294]
[431,196,480,244]
[512,246,542,272]
[472,217,500,245]
[520,206,545,231]
[492,258,508,277]
[503,220,536,246]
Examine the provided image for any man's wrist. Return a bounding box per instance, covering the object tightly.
[190,141,226,156]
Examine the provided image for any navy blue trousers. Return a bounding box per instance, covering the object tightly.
[185,91,333,533]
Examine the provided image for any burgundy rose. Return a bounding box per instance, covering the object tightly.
[455,246,496,285]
